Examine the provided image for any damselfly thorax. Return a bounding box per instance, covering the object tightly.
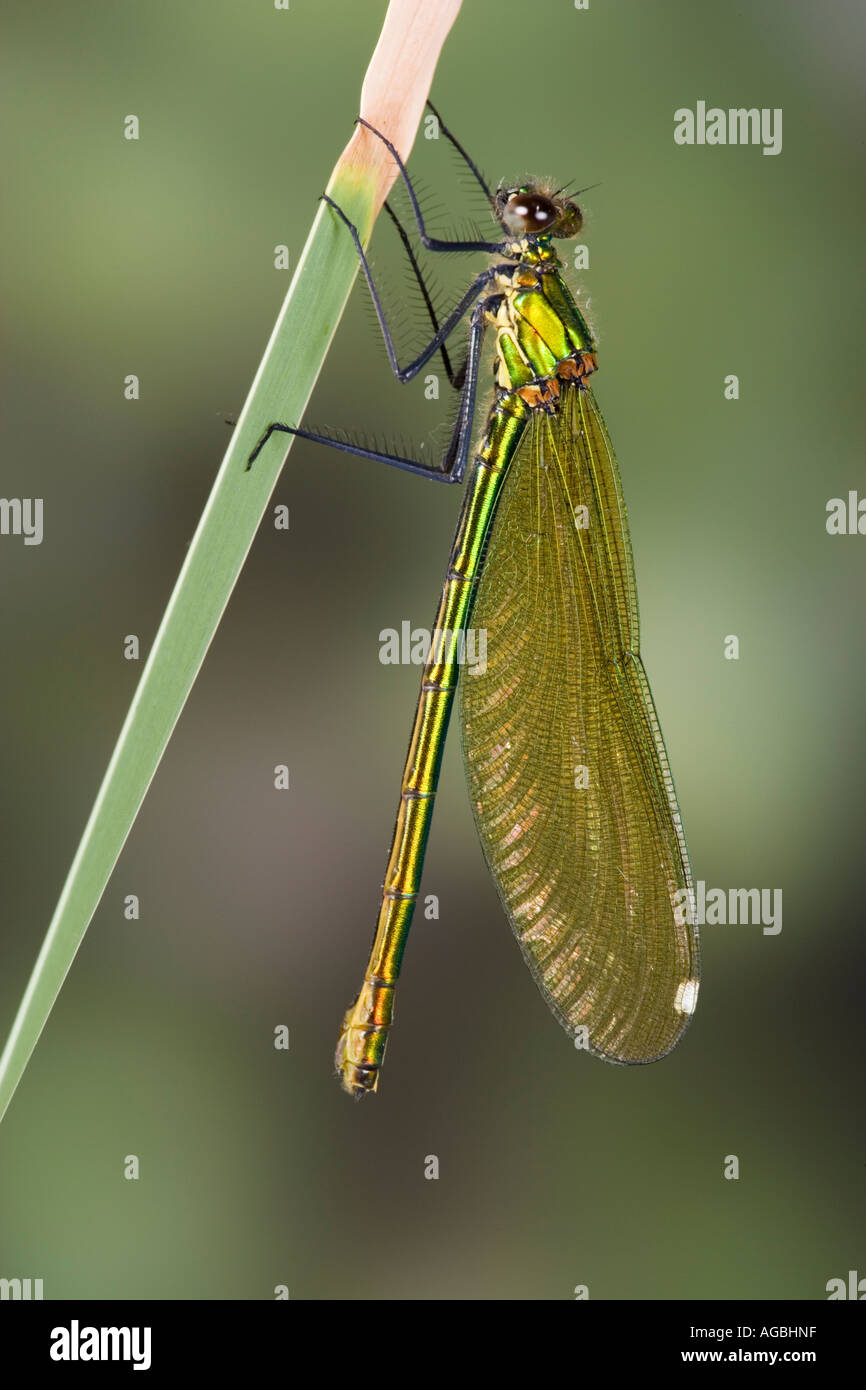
[487,245,598,408]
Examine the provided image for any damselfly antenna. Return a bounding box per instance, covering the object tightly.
[553,179,603,198]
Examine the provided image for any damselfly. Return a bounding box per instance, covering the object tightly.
[249,106,700,1096]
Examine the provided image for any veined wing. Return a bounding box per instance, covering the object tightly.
[460,384,699,1062]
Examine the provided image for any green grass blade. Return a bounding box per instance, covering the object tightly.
[0,190,366,1126]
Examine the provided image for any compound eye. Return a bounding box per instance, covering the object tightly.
[504,192,557,234]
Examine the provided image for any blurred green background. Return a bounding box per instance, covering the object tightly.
[1,0,863,1299]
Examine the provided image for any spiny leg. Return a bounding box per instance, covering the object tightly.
[382,200,463,389]
[247,189,501,472]
[247,296,492,481]
[321,193,499,382]
[438,302,486,483]
[247,425,456,479]
[358,118,506,254]
[425,100,492,201]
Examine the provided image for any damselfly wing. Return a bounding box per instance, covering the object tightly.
[461,383,698,1063]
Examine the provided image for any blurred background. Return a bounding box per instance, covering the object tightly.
[0,0,863,1299]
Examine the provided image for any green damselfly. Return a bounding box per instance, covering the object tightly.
[249,106,700,1096]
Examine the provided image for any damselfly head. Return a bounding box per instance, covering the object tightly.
[494,182,583,239]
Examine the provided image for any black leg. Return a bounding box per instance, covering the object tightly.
[323,194,500,383]
[382,201,462,389]
[246,425,457,480]
[247,296,492,478]
[246,423,467,480]
[358,119,506,255]
[440,301,487,483]
[425,100,492,201]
